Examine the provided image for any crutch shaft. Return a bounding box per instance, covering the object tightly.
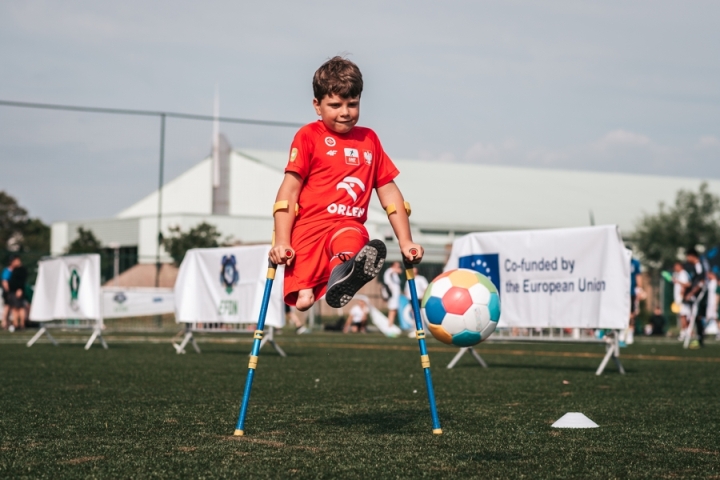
[234,261,277,436]
[405,261,442,434]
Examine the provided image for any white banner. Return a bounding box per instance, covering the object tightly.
[174,245,285,327]
[102,287,175,319]
[29,254,101,322]
[445,226,631,329]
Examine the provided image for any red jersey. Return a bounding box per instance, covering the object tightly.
[284,121,399,231]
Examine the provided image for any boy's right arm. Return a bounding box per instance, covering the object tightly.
[269,172,303,266]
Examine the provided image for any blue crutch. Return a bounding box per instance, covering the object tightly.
[404,249,442,434]
[233,249,292,436]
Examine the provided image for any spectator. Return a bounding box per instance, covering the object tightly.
[673,261,691,340]
[6,256,27,332]
[684,248,707,348]
[648,307,666,336]
[1,258,13,330]
[706,270,718,339]
[344,299,368,333]
[383,261,402,328]
[285,304,308,334]
[622,256,643,346]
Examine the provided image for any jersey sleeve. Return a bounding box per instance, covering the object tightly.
[284,127,314,179]
[372,132,399,188]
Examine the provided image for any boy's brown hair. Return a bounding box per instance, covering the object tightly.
[313,56,363,101]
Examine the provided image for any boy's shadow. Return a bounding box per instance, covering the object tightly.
[322,408,448,435]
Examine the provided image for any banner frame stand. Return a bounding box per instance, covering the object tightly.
[26,326,58,347]
[446,347,488,369]
[27,295,108,350]
[445,330,625,376]
[172,324,286,357]
[83,318,108,351]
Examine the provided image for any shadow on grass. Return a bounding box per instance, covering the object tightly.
[201,348,304,358]
[450,361,615,373]
[321,408,454,435]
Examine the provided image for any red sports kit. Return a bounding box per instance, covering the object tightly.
[283,121,399,305]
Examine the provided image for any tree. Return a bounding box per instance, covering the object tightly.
[68,227,102,254]
[162,222,223,266]
[0,191,28,250]
[0,191,50,253]
[17,218,51,253]
[634,182,720,273]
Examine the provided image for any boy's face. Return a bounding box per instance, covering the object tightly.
[313,94,360,134]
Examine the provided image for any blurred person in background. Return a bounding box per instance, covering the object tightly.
[684,248,707,348]
[705,270,718,338]
[621,256,643,346]
[404,267,429,338]
[403,267,428,300]
[285,304,308,334]
[673,261,691,340]
[1,257,13,330]
[344,298,368,333]
[648,306,666,336]
[5,256,27,331]
[383,262,402,328]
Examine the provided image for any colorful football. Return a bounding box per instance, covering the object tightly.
[421,268,501,347]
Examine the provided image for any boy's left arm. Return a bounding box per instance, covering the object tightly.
[376,181,423,264]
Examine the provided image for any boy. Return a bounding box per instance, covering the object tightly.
[269,56,422,310]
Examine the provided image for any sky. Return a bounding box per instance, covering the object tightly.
[0,0,719,223]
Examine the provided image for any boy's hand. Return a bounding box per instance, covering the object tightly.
[269,245,295,266]
[400,242,424,264]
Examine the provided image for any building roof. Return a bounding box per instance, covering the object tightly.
[52,144,720,265]
[239,149,720,236]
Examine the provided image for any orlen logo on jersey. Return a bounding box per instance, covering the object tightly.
[328,176,366,218]
[344,148,359,166]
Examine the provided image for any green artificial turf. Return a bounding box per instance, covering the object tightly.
[0,333,719,479]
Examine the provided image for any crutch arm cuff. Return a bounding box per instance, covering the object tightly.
[273,201,299,216]
[385,202,411,217]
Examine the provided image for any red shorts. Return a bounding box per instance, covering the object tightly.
[283,220,369,306]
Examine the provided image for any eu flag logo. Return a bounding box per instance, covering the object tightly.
[459,254,501,296]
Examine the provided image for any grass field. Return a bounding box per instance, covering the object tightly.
[1,331,719,479]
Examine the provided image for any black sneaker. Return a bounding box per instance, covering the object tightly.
[326,239,386,308]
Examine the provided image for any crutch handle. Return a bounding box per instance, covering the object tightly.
[404,248,420,268]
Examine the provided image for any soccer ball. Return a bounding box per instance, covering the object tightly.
[421,268,500,347]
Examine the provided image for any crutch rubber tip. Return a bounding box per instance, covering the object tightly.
[233,429,244,436]
[432,428,443,435]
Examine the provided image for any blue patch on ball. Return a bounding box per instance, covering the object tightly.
[424,296,446,325]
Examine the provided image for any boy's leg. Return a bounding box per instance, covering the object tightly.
[325,226,386,308]
[327,227,368,270]
[296,289,315,312]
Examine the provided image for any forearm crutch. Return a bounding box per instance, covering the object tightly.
[233,249,293,436]
[405,249,442,435]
